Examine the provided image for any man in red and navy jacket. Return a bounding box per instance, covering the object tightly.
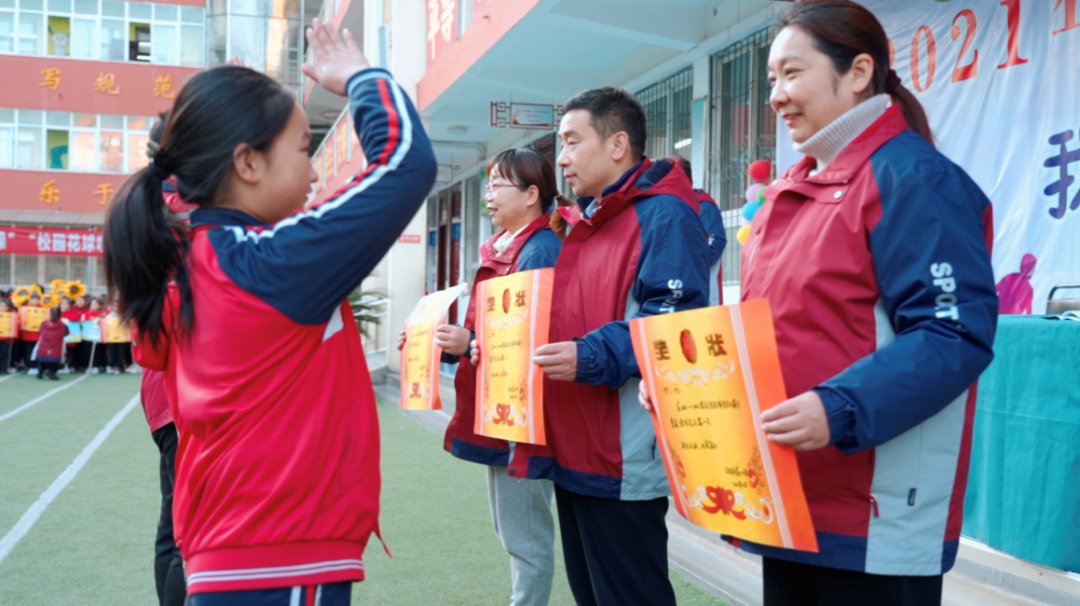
[136,66,435,597]
[518,88,710,606]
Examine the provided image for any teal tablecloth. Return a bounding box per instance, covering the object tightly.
[962,315,1080,572]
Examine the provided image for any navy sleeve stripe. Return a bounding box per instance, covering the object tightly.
[225,75,412,245]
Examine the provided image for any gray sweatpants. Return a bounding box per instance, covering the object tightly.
[487,465,556,606]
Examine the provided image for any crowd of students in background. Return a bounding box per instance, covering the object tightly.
[0,290,136,376]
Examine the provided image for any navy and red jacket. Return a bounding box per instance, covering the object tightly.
[696,189,726,305]
[134,68,435,595]
[511,158,710,499]
[443,213,561,466]
[739,105,997,574]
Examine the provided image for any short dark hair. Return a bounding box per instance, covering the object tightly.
[487,147,559,214]
[564,87,647,159]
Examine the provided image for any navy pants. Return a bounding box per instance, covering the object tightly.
[763,557,944,606]
[189,582,351,606]
[554,486,676,606]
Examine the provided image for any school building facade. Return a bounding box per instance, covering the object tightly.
[0,0,307,293]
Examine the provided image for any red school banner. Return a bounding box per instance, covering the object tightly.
[0,227,104,257]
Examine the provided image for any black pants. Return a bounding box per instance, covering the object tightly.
[22,340,36,370]
[107,343,128,370]
[0,340,12,370]
[152,424,187,606]
[554,486,675,606]
[37,361,59,377]
[762,557,944,606]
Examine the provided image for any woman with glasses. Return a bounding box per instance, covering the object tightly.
[403,148,563,606]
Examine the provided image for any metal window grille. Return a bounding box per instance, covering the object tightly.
[707,28,774,286]
[637,68,693,162]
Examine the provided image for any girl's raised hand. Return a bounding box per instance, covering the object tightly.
[301,18,371,97]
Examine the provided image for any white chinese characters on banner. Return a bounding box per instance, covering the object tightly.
[776,1,1080,314]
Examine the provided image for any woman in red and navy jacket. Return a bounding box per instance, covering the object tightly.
[105,21,435,606]
[438,148,562,606]
[742,3,998,604]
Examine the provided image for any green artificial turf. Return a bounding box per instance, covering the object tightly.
[0,374,724,605]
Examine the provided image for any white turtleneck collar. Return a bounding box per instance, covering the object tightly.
[795,94,890,175]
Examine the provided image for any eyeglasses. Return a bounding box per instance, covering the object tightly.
[485,181,523,192]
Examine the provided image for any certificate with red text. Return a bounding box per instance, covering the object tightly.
[630,299,818,552]
[400,283,467,410]
[475,269,553,445]
[19,307,48,333]
[0,312,16,339]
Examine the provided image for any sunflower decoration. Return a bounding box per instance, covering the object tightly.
[41,293,61,308]
[49,278,67,294]
[65,280,88,300]
[11,285,33,307]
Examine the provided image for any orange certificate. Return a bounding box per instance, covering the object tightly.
[474,268,553,445]
[19,307,48,333]
[101,314,132,343]
[630,299,818,552]
[0,312,16,338]
[400,283,467,410]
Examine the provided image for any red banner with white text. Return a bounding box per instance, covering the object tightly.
[0,227,104,256]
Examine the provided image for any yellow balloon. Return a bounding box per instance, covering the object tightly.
[736,225,752,245]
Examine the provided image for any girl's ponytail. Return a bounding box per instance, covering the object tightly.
[104,158,191,346]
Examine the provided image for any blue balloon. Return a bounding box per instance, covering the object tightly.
[742,201,762,222]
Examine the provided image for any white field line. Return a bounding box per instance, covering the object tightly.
[0,375,89,423]
[0,393,139,565]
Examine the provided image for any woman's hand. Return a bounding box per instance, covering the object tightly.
[301,18,371,97]
[470,339,480,366]
[434,325,470,357]
[761,391,831,450]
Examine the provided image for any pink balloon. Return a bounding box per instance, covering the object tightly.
[745,183,765,203]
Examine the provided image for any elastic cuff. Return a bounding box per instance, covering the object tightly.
[573,339,594,383]
[345,67,393,97]
[815,387,857,450]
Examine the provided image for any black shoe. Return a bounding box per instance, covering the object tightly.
[48,373,60,381]
[37,373,43,380]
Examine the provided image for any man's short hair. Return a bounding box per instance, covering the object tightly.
[564,87,647,160]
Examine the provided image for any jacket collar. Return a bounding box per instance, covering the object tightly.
[189,207,267,229]
[479,213,552,269]
[781,104,910,188]
[574,157,698,229]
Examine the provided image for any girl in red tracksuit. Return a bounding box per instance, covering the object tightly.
[0,297,17,373]
[33,306,68,380]
[18,294,42,374]
[104,20,435,606]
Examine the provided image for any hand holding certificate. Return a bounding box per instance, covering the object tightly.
[400,283,467,410]
[474,268,553,445]
[630,299,818,552]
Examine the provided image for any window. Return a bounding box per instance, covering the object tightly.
[0,108,152,172]
[44,254,68,282]
[0,11,15,52]
[69,15,93,57]
[180,23,203,66]
[707,28,774,285]
[0,124,13,168]
[13,254,39,286]
[129,21,149,61]
[17,127,43,169]
[637,69,692,162]
[1,0,202,65]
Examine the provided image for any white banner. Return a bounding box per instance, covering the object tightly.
[778,1,1080,314]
